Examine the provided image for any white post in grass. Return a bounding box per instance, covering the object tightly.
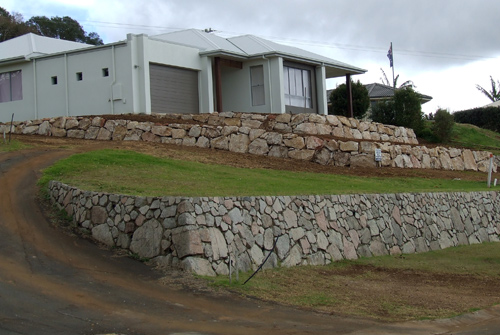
[487,154,494,188]
[229,250,232,284]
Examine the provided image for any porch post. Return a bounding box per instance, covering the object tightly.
[346,74,353,118]
[214,57,223,113]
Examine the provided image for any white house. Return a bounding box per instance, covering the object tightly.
[0,29,366,123]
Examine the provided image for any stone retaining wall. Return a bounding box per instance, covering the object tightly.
[2,112,496,172]
[49,181,500,276]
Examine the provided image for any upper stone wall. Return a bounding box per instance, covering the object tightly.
[1,112,497,172]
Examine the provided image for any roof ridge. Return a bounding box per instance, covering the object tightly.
[192,29,222,50]
[28,33,36,55]
[225,35,249,55]
[244,34,274,52]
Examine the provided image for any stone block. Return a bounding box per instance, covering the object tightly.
[172,230,203,259]
[181,257,216,276]
[130,220,163,258]
[92,224,114,247]
[339,141,359,152]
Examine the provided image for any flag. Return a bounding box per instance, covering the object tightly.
[387,43,393,68]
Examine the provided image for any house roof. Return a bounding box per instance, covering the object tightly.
[152,29,366,78]
[364,83,433,104]
[484,100,500,107]
[0,33,93,63]
[326,83,433,104]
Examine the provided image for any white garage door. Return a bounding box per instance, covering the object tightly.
[149,63,199,114]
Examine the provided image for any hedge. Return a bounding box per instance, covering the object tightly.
[453,106,500,132]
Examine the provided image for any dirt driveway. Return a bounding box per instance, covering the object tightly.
[1,136,499,334]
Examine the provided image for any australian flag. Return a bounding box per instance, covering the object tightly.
[387,43,393,67]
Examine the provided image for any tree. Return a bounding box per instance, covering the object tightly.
[476,76,500,102]
[0,8,103,45]
[27,16,103,45]
[432,109,454,142]
[329,80,370,119]
[371,87,424,134]
[0,7,35,42]
[371,99,395,125]
[380,68,414,89]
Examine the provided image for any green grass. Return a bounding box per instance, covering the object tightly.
[450,123,500,155]
[0,139,31,152]
[352,242,500,277]
[39,149,493,197]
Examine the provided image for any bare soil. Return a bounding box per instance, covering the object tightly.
[11,128,500,322]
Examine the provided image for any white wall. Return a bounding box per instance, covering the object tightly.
[1,34,208,123]
[315,66,327,115]
[0,42,138,123]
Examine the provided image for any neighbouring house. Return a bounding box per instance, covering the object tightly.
[326,82,432,117]
[363,83,432,108]
[0,29,366,123]
[483,100,500,108]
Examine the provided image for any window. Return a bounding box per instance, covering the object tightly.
[250,65,265,106]
[283,66,312,108]
[102,68,109,77]
[76,72,83,81]
[51,76,58,85]
[0,70,22,103]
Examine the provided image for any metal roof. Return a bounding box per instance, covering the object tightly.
[152,29,366,77]
[364,83,433,104]
[1,30,366,79]
[484,100,500,107]
[327,83,433,104]
[0,33,93,62]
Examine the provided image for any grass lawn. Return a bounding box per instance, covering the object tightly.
[39,149,494,197]
[449,123,500,155]
[208,242,500,321]
[0,139,31,152]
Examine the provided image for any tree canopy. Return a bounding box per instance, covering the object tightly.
[0,7,103,45]
[329,80,370,119]
[380,68,414,89]
[0,7,35,42]
[476,76,500,102]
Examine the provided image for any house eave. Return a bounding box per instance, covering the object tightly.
[199,49,367,78]
[0,56,30,66]
[28,40,128,61]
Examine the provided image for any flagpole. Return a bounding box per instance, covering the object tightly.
[390,42,395,89]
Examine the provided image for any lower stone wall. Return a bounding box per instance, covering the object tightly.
[49,181,500,276]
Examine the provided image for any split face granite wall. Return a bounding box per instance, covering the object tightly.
[1,112,497,172]
[49,181,500,276]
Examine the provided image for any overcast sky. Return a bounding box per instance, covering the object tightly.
[4,0,500,115]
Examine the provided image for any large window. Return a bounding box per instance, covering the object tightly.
[250,65,265,106]
[283,66,311,108]
[0,70,22,103]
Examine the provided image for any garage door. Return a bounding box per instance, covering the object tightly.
[149,64,199,114]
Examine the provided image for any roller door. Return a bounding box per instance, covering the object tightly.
[149,64,199,114]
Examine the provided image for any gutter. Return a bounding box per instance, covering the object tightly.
[199,50,366,75]
[0,56,30,66]
[29,40,128,62]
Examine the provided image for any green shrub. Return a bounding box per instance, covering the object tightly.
[371,87,424,134]
[453,106,500,132]
[329,80,370,119]
[432,109,455,142]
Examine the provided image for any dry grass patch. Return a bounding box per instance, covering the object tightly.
[210,244,500,321]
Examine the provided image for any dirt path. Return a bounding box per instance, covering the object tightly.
[1,137,500,334]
